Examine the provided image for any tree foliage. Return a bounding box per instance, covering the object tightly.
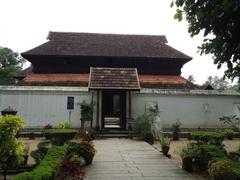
[0,47,25,85]
[172,0,240,82]
[187,75,195,83]
[203,75,231,89]
[0,115,25,180]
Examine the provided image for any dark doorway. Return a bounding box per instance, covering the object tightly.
[102,91,126,129]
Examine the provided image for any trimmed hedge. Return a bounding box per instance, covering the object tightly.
[13,146,67,180]
[197,144,226,169]
[44,128,78,145]
[179,143,227,171]
[30,141,51,164]
[191,131,225,145]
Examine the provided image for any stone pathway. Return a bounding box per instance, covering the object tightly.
[85,138,199,180]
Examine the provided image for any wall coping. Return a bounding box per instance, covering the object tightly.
[0,86,239,96]
[0,86,89,92]
[138,88,240,96]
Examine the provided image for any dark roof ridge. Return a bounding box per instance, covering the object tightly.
[22,31,192,61]
[47,31,168,43]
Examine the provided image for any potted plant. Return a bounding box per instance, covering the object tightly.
[144,132,155,145]
[171,119,182,140]
[78,100,94,120]
[224,129,234,140]
[67,140,96,165]
[159,137,171,156]
[180,143,201,172]
[78,100,94,128]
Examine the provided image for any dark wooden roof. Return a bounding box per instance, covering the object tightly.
[88,67,140,90]
[22,32,192,60]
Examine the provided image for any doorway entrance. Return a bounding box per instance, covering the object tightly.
[102,91,126,129]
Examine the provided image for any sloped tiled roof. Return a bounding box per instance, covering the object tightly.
[21,73,89,86]
[88,67,140,90]
[14,65,33,79]
[20,72,197,89]
[22,32,192,60]
[139,75,198,89]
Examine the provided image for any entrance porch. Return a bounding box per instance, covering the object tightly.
[88,67,140,130]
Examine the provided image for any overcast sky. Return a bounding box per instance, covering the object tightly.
[0,0,227,84]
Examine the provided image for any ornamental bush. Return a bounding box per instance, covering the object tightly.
[30,141,51,164]
[44,128,78,145]
[57,122,71,129]
[75,129,92,142]
[14,146,67,180]
[180,143,227,171]
[59,158,85,180]
[191,131,225,145]
[197,144,226,169]
[0,115,25,180]
[208,159,240,180]
[67,139,96,165]
[133,112,155,137]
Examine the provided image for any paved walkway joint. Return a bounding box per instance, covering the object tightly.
[85,138,197,180]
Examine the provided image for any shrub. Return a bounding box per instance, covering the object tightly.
[159,137,171,156]
[0,115,25,180]
[229,160,240,177]
[159,137,171,147]
[67,140,96,165]
[75,129,92,142]
[44,128,78,145]
[171,119,181,140]
[57,122,71,129]
[30,149,44,164]
[197,144,226,169]
[133,112,155,137]
[59,158,85,180]
[85,127,97,139]
[78,100,94,120]
[224,129,234,140]
[30,141,51,164]
[144,132,154,145]
[180,143,201,172]
[219,115,240,131]
[191,131,225,145]
[208,159,240,180]
[44,124,53,129]
[180,143,201,160]
[37,141,51,154]
[208,159,234,180]
[179,143,227,172]
[14,146,67,180]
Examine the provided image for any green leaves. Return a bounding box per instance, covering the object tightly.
[174,9,183,21]
[0,47,25,85]
[0,115,25,171]
[171,0,240,84]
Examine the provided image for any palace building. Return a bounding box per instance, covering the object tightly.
[1,32,239,129]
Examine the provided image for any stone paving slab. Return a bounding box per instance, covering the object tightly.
[85,138,202,180]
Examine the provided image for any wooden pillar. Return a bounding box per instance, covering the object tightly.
[128,91,132,119]
[96,91,100,130]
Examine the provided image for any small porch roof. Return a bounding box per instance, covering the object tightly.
[88,67,141,90]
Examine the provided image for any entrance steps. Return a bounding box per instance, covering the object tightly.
[98,129,135,138]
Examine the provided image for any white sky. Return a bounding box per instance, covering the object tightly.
[0,0,227,84]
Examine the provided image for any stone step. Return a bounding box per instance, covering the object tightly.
[100,134,131,138]
[99,129,131,138]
